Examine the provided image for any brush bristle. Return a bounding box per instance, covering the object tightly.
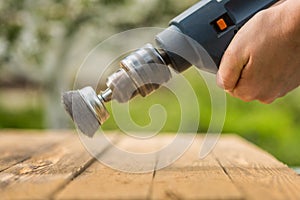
[62,90,100,137]
[62,91,75,119]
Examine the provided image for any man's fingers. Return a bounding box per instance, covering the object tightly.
[216,41,249,91]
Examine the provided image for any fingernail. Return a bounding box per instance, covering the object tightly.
[216,72,225,89]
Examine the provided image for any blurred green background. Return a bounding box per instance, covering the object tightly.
[0,0,299,166]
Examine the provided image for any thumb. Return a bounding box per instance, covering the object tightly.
[216,37,249,91]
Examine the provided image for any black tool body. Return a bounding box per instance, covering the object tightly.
[156,0,278,73]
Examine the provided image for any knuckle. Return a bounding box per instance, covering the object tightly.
[224,47,236,58]
[222,83,234,91]
[257,91,280,104]
[258,95,276,104]
[252,9,267,22]
[219,76,235,91]
[233,89,257,102]
[223,49,239,66]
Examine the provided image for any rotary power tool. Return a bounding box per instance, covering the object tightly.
[63,0,277,137]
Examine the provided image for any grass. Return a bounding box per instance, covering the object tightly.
[224,94,300,165]
[0,105,44,129]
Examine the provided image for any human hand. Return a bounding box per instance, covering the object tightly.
[217,0,300,103]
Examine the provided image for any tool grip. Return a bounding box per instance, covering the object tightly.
[157,0,278,73]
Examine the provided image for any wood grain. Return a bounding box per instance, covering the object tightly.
[55,134,157,200]
[0,130,69,172]
[213,135,287,169]
[151,135,243,200]
[0,131,114,200]
[214,134,300,200]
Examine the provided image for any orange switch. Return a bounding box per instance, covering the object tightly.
[216,18,227,31]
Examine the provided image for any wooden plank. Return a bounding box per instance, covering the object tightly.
[213,134,287,169]
[55,162,153,200]
[214,134,300,200]
[55,134,160,200]
[151,134,243,200]
[152,170,243,200]
[220,167,300,200]
[155,134,221,170]
[1,132,300,200]
[0,130,70,172]
[0,131,114,200]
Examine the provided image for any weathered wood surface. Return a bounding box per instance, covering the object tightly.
[213,136,300,200]
[0,130,299,200]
